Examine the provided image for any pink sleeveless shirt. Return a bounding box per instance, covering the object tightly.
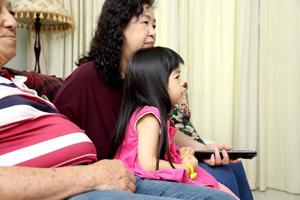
[115,106,219,188]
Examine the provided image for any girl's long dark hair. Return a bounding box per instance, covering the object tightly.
[76,0,155,89]
[112,47,184,169]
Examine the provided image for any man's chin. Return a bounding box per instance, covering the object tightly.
[0,50,16,66]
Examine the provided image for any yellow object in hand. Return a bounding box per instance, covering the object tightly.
[186,163,197,180]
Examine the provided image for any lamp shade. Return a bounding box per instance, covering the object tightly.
[13,0,72,30]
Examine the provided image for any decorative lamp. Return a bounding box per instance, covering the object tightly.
[12,0,72,73]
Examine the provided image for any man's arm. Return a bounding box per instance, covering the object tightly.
[0,160,135,200]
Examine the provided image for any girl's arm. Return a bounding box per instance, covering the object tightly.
[136,114,190,173]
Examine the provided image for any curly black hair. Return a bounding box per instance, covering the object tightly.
[77,0,155,89]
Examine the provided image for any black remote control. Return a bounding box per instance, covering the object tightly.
[194,150,257,160]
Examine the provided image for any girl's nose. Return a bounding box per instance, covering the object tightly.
[182,81,188,89]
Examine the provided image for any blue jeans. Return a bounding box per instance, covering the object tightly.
[69,177,235,200]
[200,162,253,200]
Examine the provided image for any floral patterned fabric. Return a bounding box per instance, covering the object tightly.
[170,91,205,144]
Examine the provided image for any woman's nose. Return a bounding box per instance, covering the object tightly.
[149,24,156,37]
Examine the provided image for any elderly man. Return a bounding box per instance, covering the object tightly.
[0,1,235,199]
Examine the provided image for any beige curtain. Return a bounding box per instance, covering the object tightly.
[156,0,300,194]
[234,0,260,189]
[258,0,300,193]
[24,0,300,194]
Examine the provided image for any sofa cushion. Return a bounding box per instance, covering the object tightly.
[3,67,63,102]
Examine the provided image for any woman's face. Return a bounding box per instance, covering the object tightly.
[0,0,17,67]
[122,4,156,61]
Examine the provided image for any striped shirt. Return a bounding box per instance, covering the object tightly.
[0,75,97,167]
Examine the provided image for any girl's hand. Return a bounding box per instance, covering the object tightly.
[181,155,198,180]
[182,155,198,170]
[179,147,195,158]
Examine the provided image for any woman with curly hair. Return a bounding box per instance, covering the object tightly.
[54,0,157,161]
[54,0,251,199]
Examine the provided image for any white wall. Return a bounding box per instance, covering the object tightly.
[6,29,28,70]
[6,0,28,70]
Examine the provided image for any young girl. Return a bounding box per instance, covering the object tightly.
[113,47,239,199]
